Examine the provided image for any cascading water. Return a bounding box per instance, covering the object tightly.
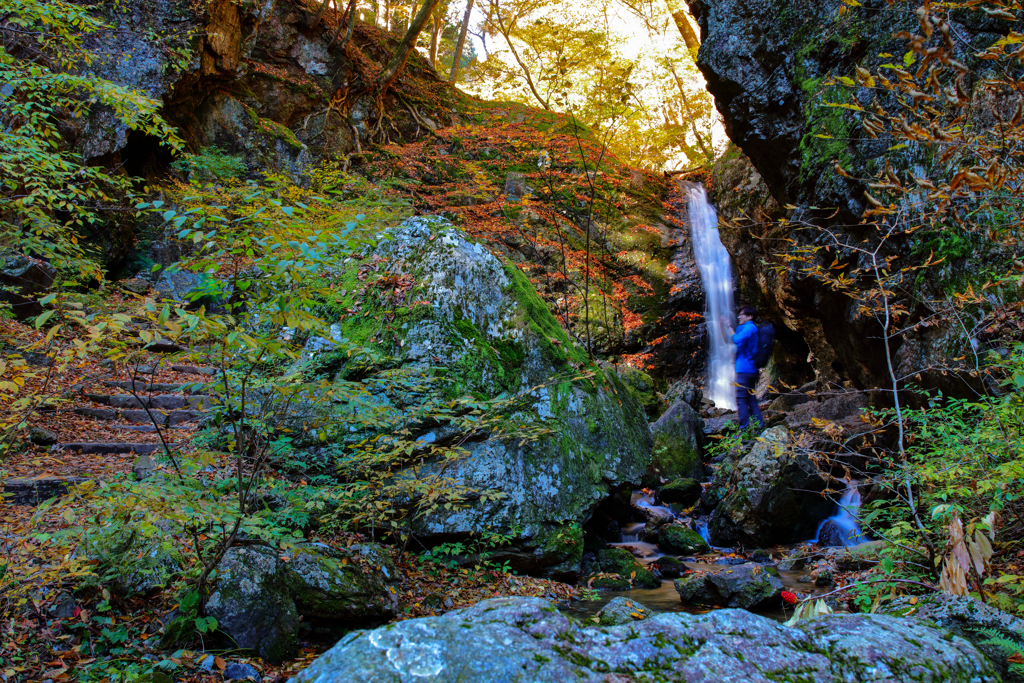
[684,183,736,410]
[811,481,868,546]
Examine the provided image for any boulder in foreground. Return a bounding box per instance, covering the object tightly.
[291,596,997,682]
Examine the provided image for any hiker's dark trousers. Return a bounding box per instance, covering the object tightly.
[735,372,764,430]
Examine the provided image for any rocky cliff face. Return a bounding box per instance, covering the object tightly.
[687,0,1015,395]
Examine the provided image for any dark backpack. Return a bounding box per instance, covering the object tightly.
[754,322,776,369]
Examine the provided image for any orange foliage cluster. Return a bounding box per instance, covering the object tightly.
[619,351,655,370]
[354,110,669,344]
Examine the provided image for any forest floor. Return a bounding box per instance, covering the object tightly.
[0,310,583,683]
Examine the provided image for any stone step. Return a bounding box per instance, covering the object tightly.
[170,365,217,376]
[84,394,215,410]
[143,340,186,353]
[4,476,88,506]
[102,381,196,393]
[74,407,209,426]
[59,443,179,455]
[109,424,196,433]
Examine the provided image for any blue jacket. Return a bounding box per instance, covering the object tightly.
[732,321,759,374]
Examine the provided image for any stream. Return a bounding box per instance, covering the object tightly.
[566,487,868,622]
[566,185,870,623]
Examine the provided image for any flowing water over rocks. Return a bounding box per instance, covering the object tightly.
[685,182,736,411]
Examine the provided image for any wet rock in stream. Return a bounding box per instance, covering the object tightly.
[674,563,784,609]
[597,596,653,626]
[583,548,660,590]
[657,525,711,555]
[657,478,702,507]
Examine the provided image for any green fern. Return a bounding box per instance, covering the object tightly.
[973,626,1024,675]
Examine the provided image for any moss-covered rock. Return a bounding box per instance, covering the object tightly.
[707,426,833,547]
[293,596,1000,682]
[588,548,660,589]
[205,544,399,662]
[646,400,706,486]
[590,576,632,591]
[674,563,783,609]
[657,525,710,555]
[597,596,652,626]
[658,478,702,507]
[303,218,652,577]
[613,365,661,418]
[650,555,686,578]
[879,593,1024,683]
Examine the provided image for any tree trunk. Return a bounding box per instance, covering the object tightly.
[448,0,474,83]
[667,60,712,161]
[410,0,418,30]
[310,0,333,31]
[665,0,700,58]
[487,0,548,109]
[429,12,442,67]
[329,0,359,48]
[376,0,445,93]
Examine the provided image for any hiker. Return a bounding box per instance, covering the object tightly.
[720,305,764,431]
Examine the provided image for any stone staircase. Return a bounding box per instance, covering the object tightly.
[5,360,219,505]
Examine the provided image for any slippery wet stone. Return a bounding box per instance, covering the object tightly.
[674,563,783,609]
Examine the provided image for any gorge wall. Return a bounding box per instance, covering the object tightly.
[686,0,1019,397]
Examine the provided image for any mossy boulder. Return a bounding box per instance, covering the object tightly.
[650,556,686,578]
[674,563,783,609]
[293,596,999,682]
[590,576,632,591]
[879,593,1024,683]
[613,365,661,417]
[707,426,833,547]
[305,219,653,578]
[646,400,706,486]
[657,525,710,555]
[658,478,702,507]
[595,548,637,576]
[589,548,660,589]
[205,544,398,662]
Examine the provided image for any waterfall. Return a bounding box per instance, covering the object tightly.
[685,183,736,410]
[811,482,868,546]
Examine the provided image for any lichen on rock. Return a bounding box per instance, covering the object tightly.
[302,217,653,577]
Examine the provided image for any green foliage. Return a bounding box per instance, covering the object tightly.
[170,148,248,183]
[421,527,520,572]
[0,0,180,270]
[854,346,1024,611]
[0,0,181,458]
[973,626,1024,676]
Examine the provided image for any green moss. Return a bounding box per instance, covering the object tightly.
[658,478,702,507]
[657,525,709,555]
[590,576,631,591]
[645,433,703,485]
[502,261,587,366]
[243,105,305,150]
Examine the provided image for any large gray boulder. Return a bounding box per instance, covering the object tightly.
[881,593,1024,683]
[674,562,783,609]
[303,219,653,577]
[292,596,998,682]
[706,426,833,546]
[205,543,399,662]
